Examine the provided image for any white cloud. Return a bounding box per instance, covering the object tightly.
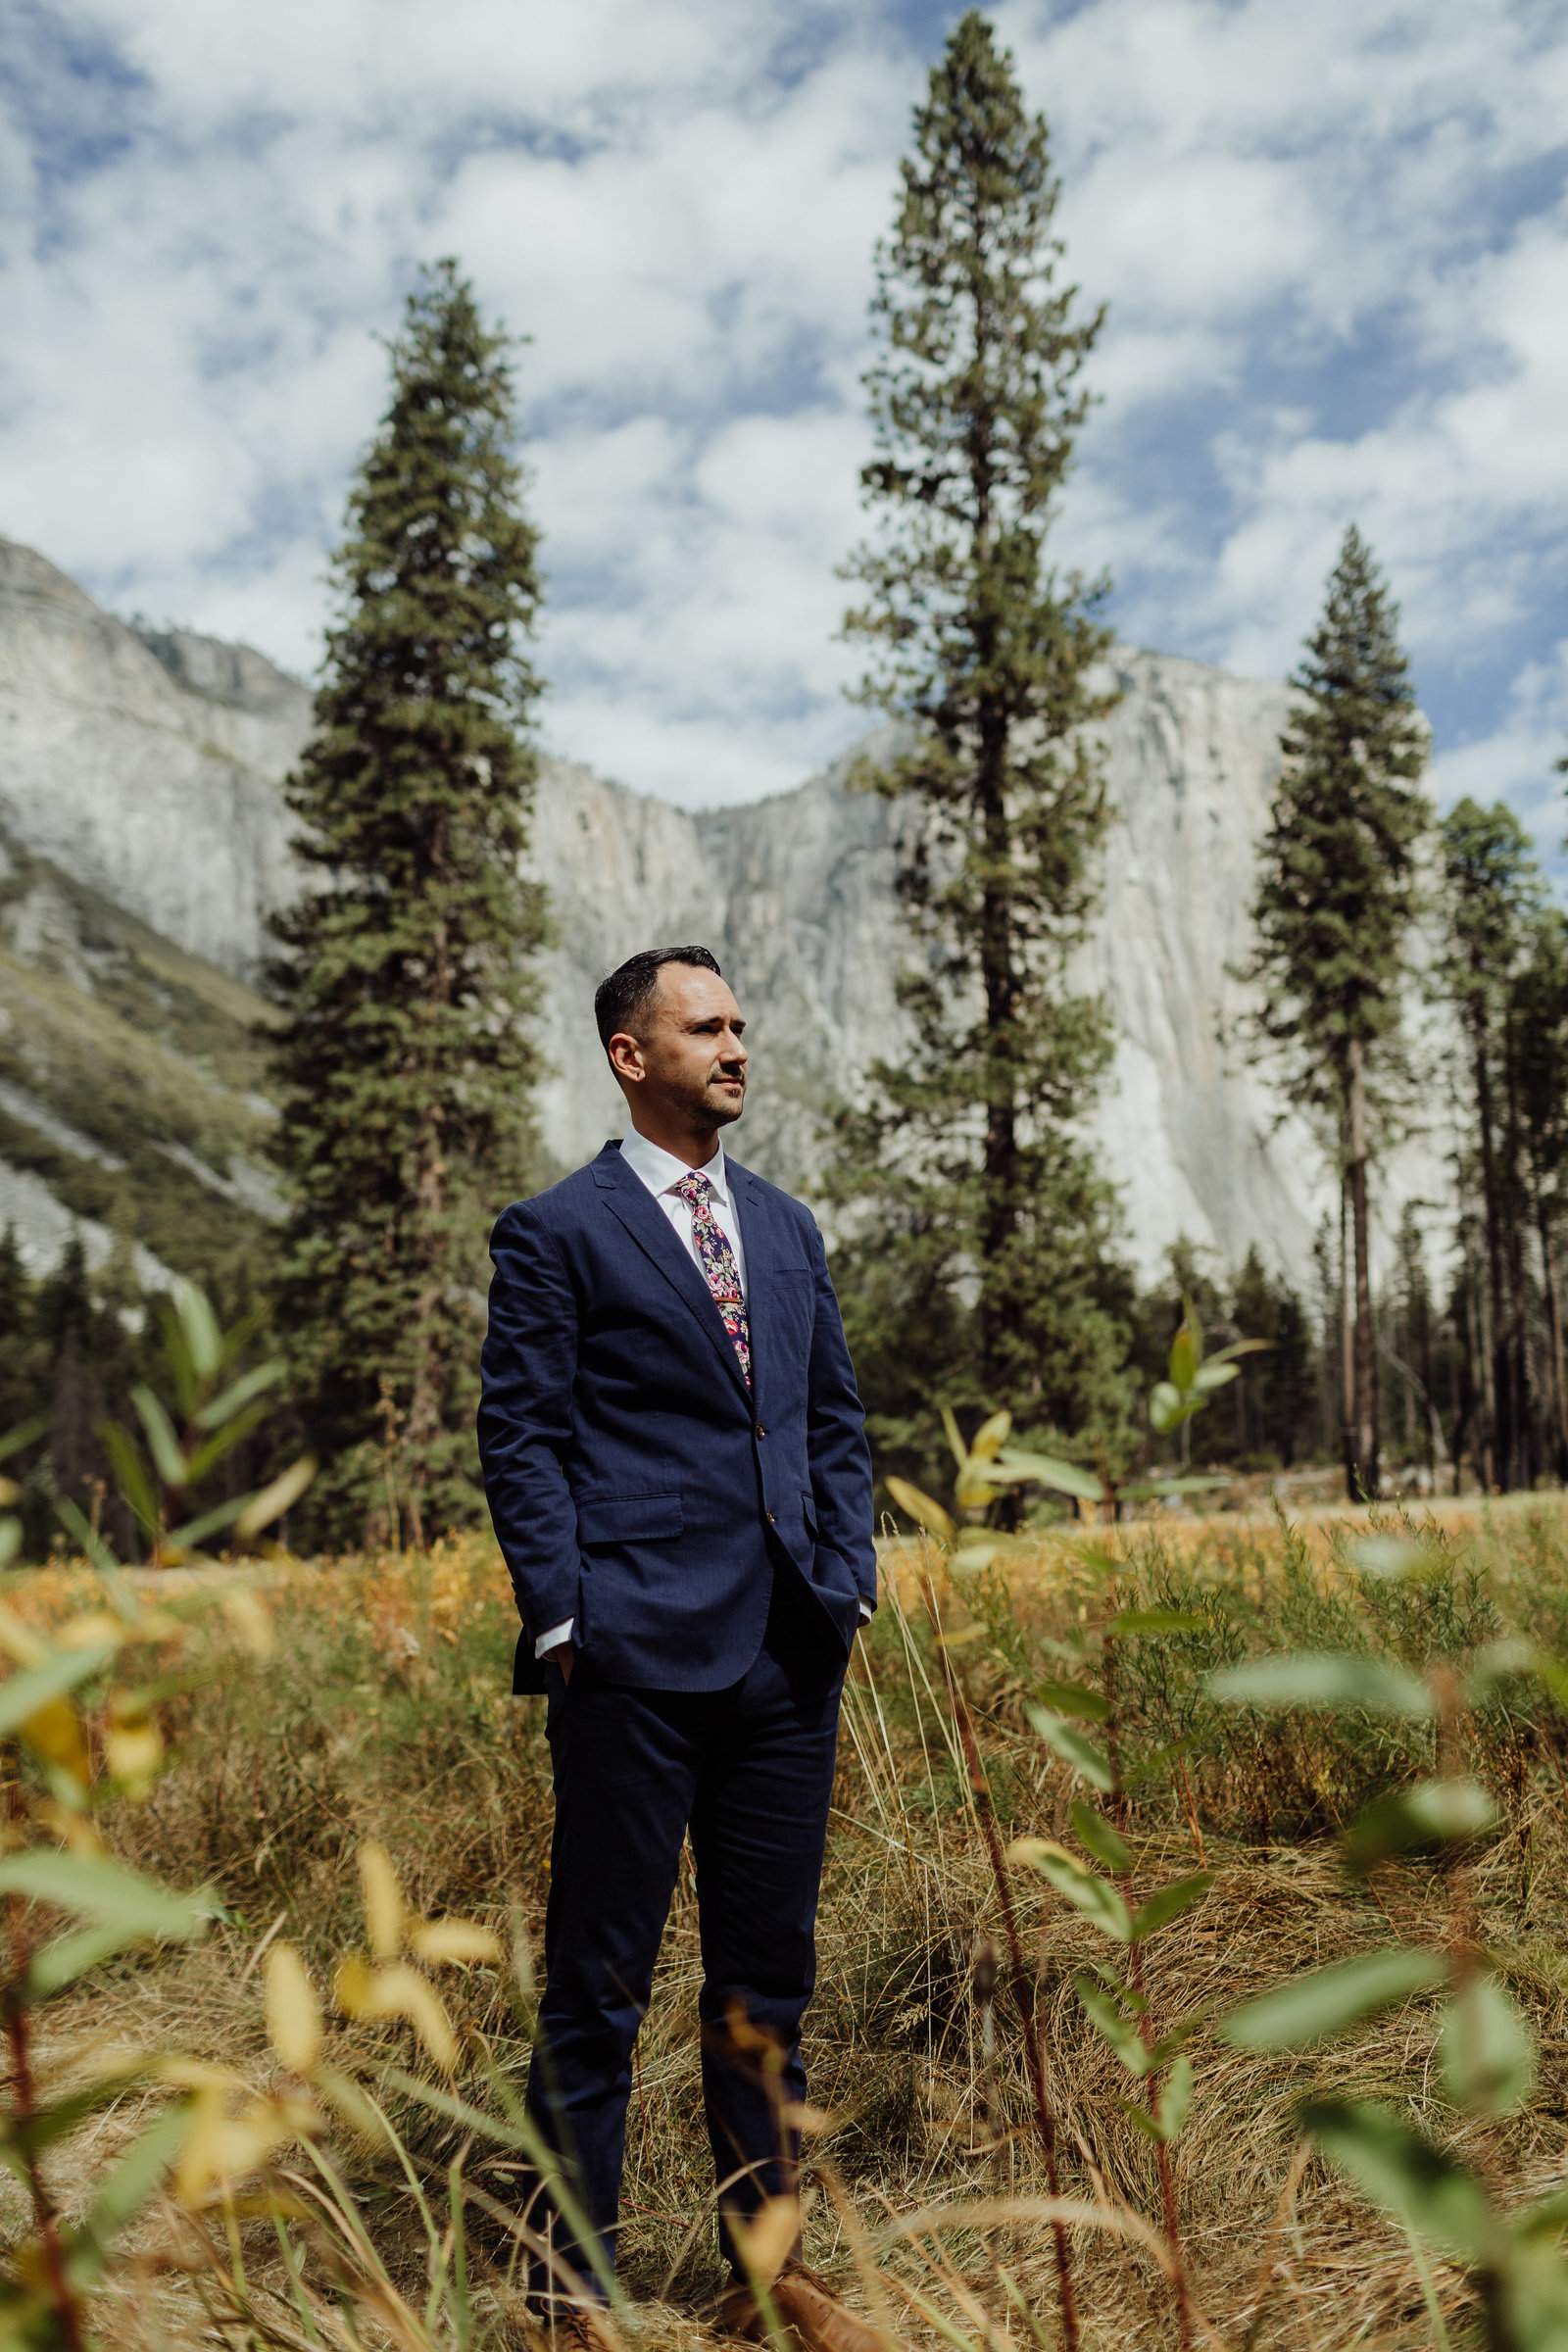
[0,0,1565,823]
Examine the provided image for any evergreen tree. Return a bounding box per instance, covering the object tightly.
[1508,905,1568,1478]
[1243,525,1428,1500]
[267,261,548,1544]
[1438,799,1543,1490]
[828,10,1131,1476]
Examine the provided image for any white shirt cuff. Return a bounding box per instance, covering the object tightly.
[535,1617,574,1658]
[858,1600,873,1621]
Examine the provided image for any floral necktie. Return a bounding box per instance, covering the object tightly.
[675,1171,752,1389]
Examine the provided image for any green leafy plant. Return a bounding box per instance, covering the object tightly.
[1208,1541,1568,2350]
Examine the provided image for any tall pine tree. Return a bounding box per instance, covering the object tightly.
[1244,525,1428,1501]
[268,261,548,1544]
[1438,799,1543,1491]
[828,10,1131,1479]
[1509,905,1568,1478]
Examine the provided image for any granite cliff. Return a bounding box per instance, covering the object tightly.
[0,532,1441,1297]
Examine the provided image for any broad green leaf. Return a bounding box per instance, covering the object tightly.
[1441,1977,1535,2116]
[97,1421,159,1538]
[1074,1975,1147,2073]
[1301,2099,1494,2262]
[0,1417,48,1466]
[995,1449,1104,1504]
[0,1645,115,1742]
[1205,1338,1272,1367]
[1208,1651,1434,1718]
[1132,1872,1215,1942]
[161,1493,255,1554]
[193,1358,285,1434]
[1349,1535,1446,1584]
[951,1539,1004,1573]
[130,1386,187,1490]
[1344,1780,1496,1877]
[25,1922,165,2002]
[1036,1677,1110,1722]
[1156,2054,1193,2142]
[1224,1947,1446,2051]
[1193,1361,1239,1392]
[172,1280,222,1384]
[0,1521,17,1571]
[1148,1382,1190,1434]
[883,1478,955,1547]
[939,1404,967,1472]
[1107,1608,1207,1636]
[1012,1840,1131,1941]
[0,1848,215,1938]
[1071,1801,1130,1875]
[1168,1326,1199,1393]
[1025,1705,1114,1791]
[184,1398,276,1489]
[64,2104,191,2287]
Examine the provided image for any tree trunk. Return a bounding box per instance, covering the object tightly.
[1502,1011,1533,1490]
[1347,1038,1378,1500]
[1538,1193,1568,1481]
[1339,1158,1353,1490]
[1471,1009,1508,1488]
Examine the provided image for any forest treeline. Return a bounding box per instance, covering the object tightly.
[8,8,1568,1553]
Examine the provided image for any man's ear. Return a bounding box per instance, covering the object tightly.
[607,1031,646,1088]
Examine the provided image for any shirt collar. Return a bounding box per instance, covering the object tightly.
[617,1127,732,1207]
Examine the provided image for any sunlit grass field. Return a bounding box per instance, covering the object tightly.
[14,1494,1568,2349]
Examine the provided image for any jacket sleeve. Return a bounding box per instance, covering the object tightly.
[804,1217,878,1613]
[477,1201,583,1645]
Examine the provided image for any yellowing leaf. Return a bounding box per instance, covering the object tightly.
[357,1839,404,1961]
[34,1801,106,1857]
[0,1605,47,1671]
[336,1958,458,2072]
[221,1589,277,1659]
[173,2090,318,2204]
[266,1941,323,2074]
[58,1613,131,1653]
[731,2192,800,2285]
[233,1455,316,1543]
[105,1719,164,1798]
[970,1410,1012,1461]
[408,1919,503,1967]
[22,1695,91,1791]
[0,1479,18,1509]
[884,1478,955,1547]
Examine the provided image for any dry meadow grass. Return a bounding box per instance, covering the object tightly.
[12,1494,1568,2350]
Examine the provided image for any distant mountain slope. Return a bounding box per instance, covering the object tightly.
[0,824,276,1287]
[0,532,1449,1295]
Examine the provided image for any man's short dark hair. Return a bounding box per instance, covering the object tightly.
[595,946,723,1051]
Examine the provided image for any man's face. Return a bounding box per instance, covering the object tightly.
[611,964,748,1132]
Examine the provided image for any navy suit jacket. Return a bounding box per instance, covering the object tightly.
[477,1140,877,1693]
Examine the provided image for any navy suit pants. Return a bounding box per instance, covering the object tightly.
[522,1580,845,2299]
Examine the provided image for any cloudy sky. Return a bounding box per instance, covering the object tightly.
[3,0,1566,849]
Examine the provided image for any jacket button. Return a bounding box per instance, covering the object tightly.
[766,1509,776,1523]
[756,1424,766,1439]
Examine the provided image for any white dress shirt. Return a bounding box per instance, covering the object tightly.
[535,1127,866,1658]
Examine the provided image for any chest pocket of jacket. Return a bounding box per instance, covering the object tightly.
[576,1492,683,1546]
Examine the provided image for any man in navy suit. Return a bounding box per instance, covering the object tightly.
[477,945,877,2347]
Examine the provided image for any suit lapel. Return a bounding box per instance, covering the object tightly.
[593,1145,753,1404]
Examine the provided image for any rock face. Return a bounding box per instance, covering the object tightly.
[0,531,1442,1292]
